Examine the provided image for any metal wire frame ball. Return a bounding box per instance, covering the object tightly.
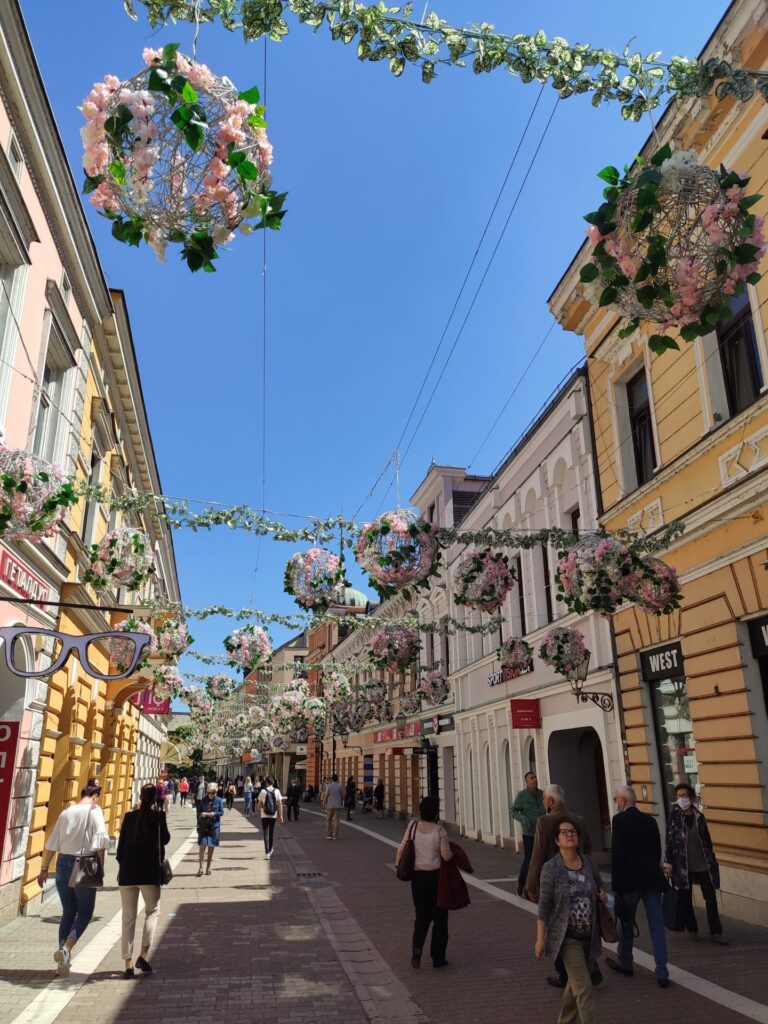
[99,64,271,244]
[614,165,744,323]
[0,446,72,540]
[284,547,343,610]
[355,508,439,593]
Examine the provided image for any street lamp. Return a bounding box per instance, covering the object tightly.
[566,652,614,712]
[340,730,350,747]
[395,709,407,738]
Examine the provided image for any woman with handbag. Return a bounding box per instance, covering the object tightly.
[116,784,171,979]
[37,782,110,977]
[535,819,608,1024]
[395,796,453,970]
[197,781,224,875]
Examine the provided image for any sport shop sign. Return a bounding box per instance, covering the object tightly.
[0,548,51,606]
[639,641,684,681]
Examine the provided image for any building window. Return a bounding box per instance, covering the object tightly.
[717,291,764,417]
[627,368,655,486]
[441,629,450,676]
[516,555,526,634]
[32,324,73,464]
[648,675,699,809]
[427,501,435,524]
[7,135,23,181]
[541,544,554,624]
[570,507,581,537]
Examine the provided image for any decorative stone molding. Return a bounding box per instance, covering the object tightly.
[719,425,768,486]
[627,498,664,535]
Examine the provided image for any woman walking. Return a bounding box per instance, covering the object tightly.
[117,784,170,979]
[243,776,254,816]
[225,780,236,811]
[373,778,385,820]
[196,782,224,875]
[664,783,728,943]
[344,776,356,821]
[535,819,607,1024]
[257,776,283,859]
[37,782,110,976]
[396,796,453,970]
[178,777,189,808]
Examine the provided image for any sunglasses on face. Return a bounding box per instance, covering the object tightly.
[0,626,152,681]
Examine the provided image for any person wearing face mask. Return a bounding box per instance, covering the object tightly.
[605,785,669,987]
[663,783,727,944]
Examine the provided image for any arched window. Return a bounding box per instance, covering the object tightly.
[484,744,494,835]
[466,748,475,830]
[502,739,513,835]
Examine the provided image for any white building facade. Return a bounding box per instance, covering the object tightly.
[412,368,625,853]
[133,711,168,804]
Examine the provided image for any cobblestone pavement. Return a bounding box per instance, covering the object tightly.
[2,799,767,1024]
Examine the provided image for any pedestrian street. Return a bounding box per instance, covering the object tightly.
[1,801,766,1024]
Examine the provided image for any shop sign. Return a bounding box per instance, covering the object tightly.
[510,699,541,729]
[421,714,455,736]
[0,548,51,606]
[135,690,170,715]
[748,615,768,659]
[488,665,531,686]
[639,641,684,681]
[372,721,421,744]
[295,744,308,755]
[0,721,20,856]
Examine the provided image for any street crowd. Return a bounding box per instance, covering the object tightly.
[35,769,727,1023]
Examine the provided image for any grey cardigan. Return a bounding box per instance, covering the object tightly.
[538,853,603,961]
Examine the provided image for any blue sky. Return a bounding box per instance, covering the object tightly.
[22,1,727,682]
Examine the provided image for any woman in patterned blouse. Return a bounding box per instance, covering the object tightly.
[535,819,607,1023]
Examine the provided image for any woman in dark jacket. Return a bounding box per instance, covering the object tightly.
[535,819,606,1024]
[344,777,356,821]
[197,782,224,876]
[663,783,727,942]
[117,785,170,979]
[373,779,385,819]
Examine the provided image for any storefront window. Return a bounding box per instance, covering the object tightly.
[649,675,699,809]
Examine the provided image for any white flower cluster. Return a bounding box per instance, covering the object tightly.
[659,149,699,192]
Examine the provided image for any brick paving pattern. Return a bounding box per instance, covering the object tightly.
[1,799,767,1024]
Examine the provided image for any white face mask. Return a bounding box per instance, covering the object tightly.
[677,797,691,810]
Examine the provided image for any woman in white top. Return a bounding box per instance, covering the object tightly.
[396,795,453,970]
[38,782,110,976]
[257,777,283,859]
[243,776,254,816]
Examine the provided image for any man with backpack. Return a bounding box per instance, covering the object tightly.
[257,777,284,859]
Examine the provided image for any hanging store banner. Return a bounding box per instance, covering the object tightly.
[373,721,421,744]
[0,721,20,857]
[639,641,684,681]
[748,615,768,659]
[421,714,455,736]
[510,699,541,729]
[0,548,51,606]
[134,690,171,715]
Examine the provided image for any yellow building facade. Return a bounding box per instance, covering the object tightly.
[550,3,768,923]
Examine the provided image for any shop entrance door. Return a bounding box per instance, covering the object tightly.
[547,727,611,850]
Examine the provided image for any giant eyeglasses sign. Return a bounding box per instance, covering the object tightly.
[0,626,152,681]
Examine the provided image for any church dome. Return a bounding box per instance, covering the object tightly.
[340,585,368,608]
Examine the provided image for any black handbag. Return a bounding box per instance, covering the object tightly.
[396,821,418,881]
[158,819,173,886]
[662,882,685,932]
[68,806,104,889]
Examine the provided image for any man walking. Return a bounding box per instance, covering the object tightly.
[323,774,344,840]
[194,775,206,812]
[511,771,544,897]
[286,778,302,821]
[606,785,670,988]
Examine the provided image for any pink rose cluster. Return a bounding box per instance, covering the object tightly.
[156,618,193,660]
[557,535,638,615]
[152,664,184,701]
[86,528,156,591]
[399,691,421,716]
[455,550,516,612]
[356,511,439,594]
[108,617,158,672]
[181,685,213,714]
[419,671,451,706]
[636,557,681,615]
[499,637,534,677]
[224,624,272,673]
[0,445,72,542]
[370,626,420,673]
[207,674,236,700]
[539,627,589,677]
[270,681,310,734]
[285,547,342,610]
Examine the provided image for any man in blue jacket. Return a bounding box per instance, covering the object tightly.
[606,785,669,988]
[511,771,544,897]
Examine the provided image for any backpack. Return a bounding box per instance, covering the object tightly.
[263,788,277,816]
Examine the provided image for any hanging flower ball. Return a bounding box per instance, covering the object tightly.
[84,527,156,591]
[539,627,589,677]
[80,43,286,272]
[556,535,639,615]
[272,734,290,751]
[0,446,77,542]
[108,617,157,675]
[369,626,419,673]
[348,704,368,732]
[399,691,421,716]
[419,671,451,706]
[636,556,682,615]
[454,550,516,612]
[355,509,440,598]
[284,548,343,612]
[270,681,309,735]
[180,685,212,714]
[152,664,184,700]
[499,637,534,677]
[207,673,237,700]
[155,618,193,660]
[581,145,766,355]
[224,624,272,674]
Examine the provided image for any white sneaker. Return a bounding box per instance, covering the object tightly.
[266,850,272,859]
[56,961,71,978]
[54,947,71,973]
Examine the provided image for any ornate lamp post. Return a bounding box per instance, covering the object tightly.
[566,652,614,712]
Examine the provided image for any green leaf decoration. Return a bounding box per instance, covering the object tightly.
[239,86,261,104]
[648,334,679,354]
[181,81,199,103]
[598,286,617,307]
[597,165,620,185]
[162,42,180,62]
[650,142,672,166]
[579,264,600,283]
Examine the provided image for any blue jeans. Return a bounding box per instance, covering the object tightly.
[55,854,97,947]
[616,889,668,981]
[244,792,253,814]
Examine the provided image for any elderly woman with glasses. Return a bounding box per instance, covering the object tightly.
[535,819,607,1024]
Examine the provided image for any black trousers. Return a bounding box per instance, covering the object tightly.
[411,869,448,964]
[518,834,534,887]
[262,817,276,853]
[287,799,300,821]
[179,792,187,806]
[226,793,234,809]
[681,870,722,935]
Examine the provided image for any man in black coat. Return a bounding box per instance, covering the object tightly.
[607,785,669,988]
